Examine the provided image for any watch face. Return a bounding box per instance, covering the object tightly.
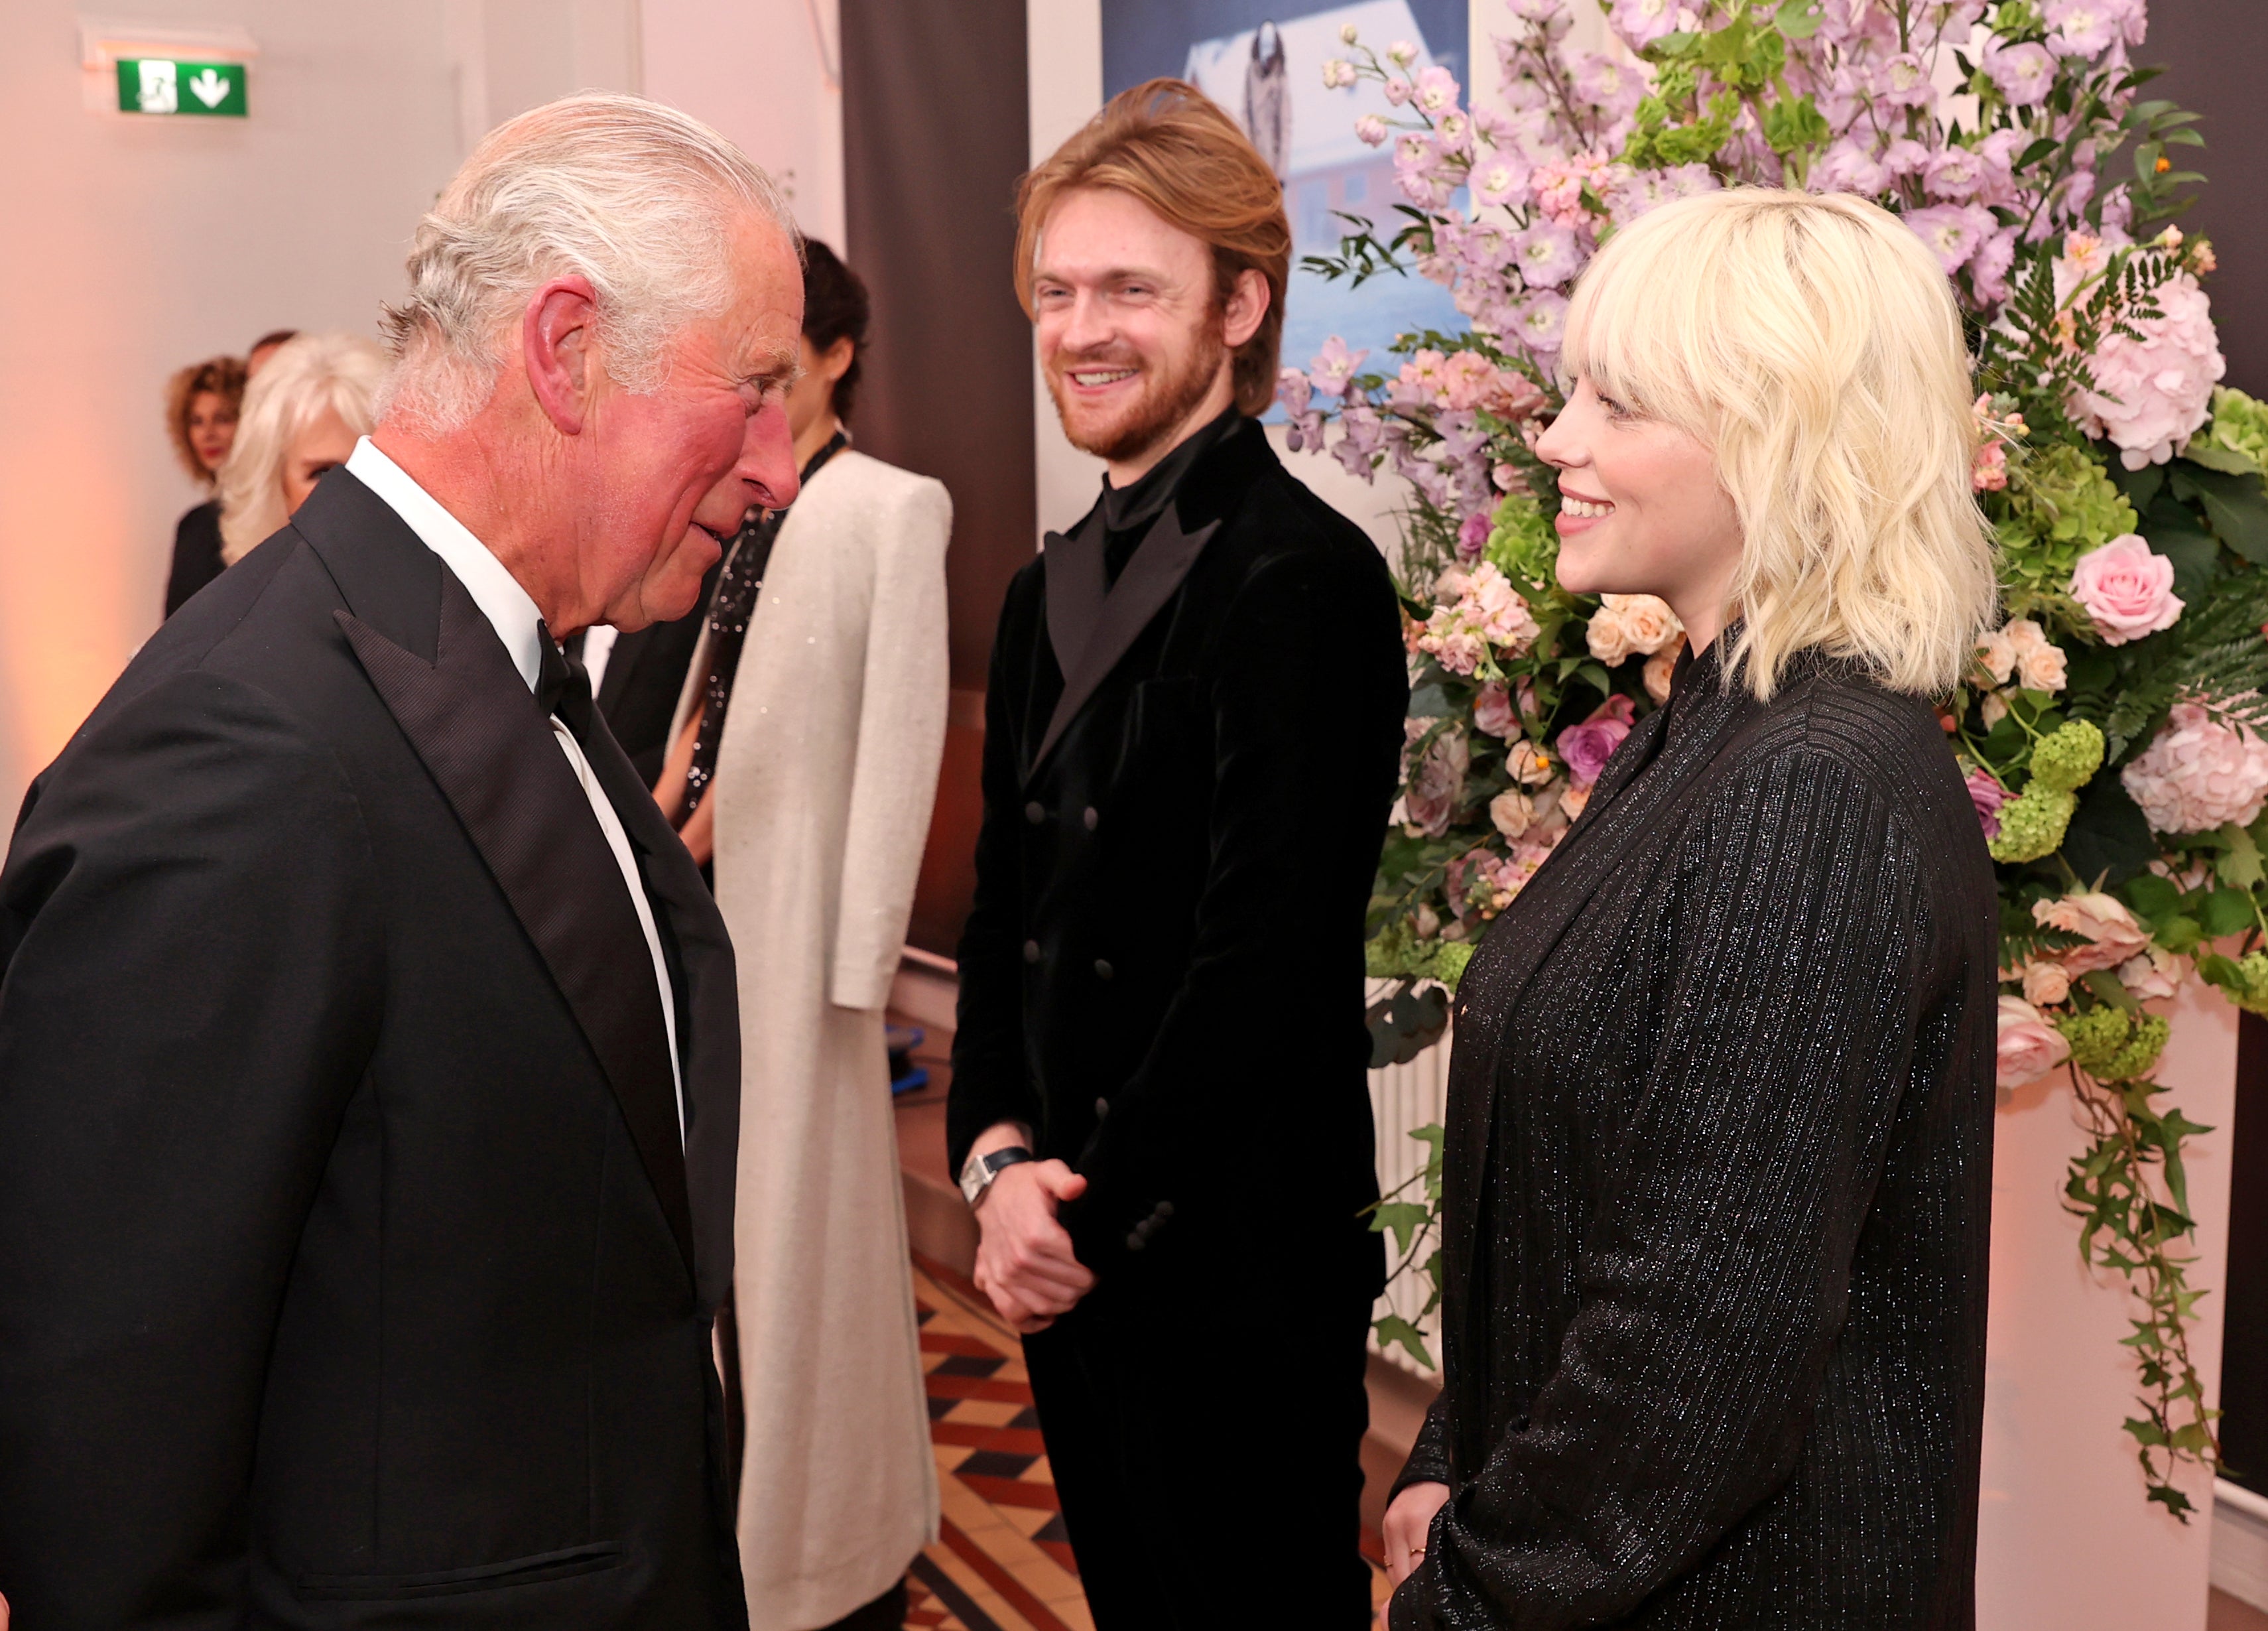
[960,1163,985,1206]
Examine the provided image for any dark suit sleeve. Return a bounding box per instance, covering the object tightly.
[1058,546,1406,1267]
[1391,751,1934,1631]
[0,671,383,1628]
[947,577,1044,1175]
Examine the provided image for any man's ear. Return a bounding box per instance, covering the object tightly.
[1221,266,1270,352]
[820,335,855,386]
[524,277,601,435]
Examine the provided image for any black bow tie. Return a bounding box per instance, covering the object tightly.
[535,620,596,744]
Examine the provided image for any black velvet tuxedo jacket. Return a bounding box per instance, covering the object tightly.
[947,418,1407,1299]
[0,472,744,1628]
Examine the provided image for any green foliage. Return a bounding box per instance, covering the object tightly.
[1365,1124,1446,1369]
[1991,442,2138,627]
[2192,387,2268,479]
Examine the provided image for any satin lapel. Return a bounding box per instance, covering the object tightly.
[1031,508,1220,775]
[336,576,697,1282]
[572,713,740,1309]
[1042,516,1107,696]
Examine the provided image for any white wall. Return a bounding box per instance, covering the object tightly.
[0,0,635,819]
[641,0,844,250]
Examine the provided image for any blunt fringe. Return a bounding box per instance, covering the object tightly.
[1015,78,1291,417]
[218,332,387,564]
[378,93,796,433]
[1561,188,1999,700]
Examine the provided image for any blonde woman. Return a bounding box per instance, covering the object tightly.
[1383,189,2000,1630]
[216,332,386,566]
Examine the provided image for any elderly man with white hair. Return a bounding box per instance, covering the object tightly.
[0,96,799,1628]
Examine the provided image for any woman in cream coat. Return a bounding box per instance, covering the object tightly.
[659,243,951,1630]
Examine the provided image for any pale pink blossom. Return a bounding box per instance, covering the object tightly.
[1321,58,1358,90]
[2033,891,2153,976]
[1998,995,2072,1088]
[1473,682,1519,738]
[1490,789,1537,840]
[2022,959,2070,1006]
[1356,114,1391,147]
[2121,702,2268,833]
[1974,627,2017,686]
[1472,156,1529,206]
[2069,535,2183,644]
[1643,641,1682,704]
[2117,946,2192,1002]
[1812,137,1891,196]
[2047,0,2143,57]
[1413,66,1459,116]
[1609,0,1697,46]
[1905,203,1995,273]
[1983,38,2057,106]
[2068,271,2226,468]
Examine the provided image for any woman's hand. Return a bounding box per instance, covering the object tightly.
[1383,1480,1450,1588]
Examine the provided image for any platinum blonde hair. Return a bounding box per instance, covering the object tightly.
[377,93,796,433]
[217,332,387,564]
[1561,187,1998,700]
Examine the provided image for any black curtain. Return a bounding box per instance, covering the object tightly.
[842,0,1035,956]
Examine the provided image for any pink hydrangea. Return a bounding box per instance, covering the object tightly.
[2069,535,2183,644]
[1965,768,2007,838]
[2069,271,2226,468]
[2120,702,2268,834]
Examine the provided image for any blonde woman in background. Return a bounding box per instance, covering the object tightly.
[1381,188,2000,1630]
[216,332,387,566]
[160,354,246,616]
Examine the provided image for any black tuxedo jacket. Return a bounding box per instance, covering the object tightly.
[946,419,1407,1302]
[0,471,744,1629]
[588,557,720,786]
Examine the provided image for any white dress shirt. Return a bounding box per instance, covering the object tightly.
[345,438,685,1138]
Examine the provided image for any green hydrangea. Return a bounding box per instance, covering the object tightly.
[2203,386,2268,477]
[2058,1006,2171,1082]
[1987,782,2078,864]
[1486,491,1560,589]
[2219,950,2268,1017]
[2031,719,2105,794]
[1431,940,1476,993]
[2017,443,2139,551]
[1366,921,1421,980]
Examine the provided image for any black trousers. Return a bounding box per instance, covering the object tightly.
[1023,1281,1375,1630]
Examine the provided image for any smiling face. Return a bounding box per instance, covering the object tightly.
[577,213,805,631]
[1031,186,1261,476]
[1535,375,1745,649]
[186,389,237,476]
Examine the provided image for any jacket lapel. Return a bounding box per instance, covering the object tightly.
[571,707,741,1309]
[332,556,700,1287]
[1031,506,1220,775]
[1042,515,1107,692]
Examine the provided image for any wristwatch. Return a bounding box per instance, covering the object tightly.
[960,1145,1034,1209]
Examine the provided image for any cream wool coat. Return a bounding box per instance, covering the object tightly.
[684,448,951,1630]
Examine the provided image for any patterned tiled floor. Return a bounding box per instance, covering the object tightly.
[907,1258,1091,1631]
[904,1256,1396,1630]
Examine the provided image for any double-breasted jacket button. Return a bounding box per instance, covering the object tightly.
[1153,1201,1174,1221]
[1024,801,1046,825]
[1094,958,1114,980]
[1125,1231,1147,1252]
[1093,1096,1109,1119]
[1023,939,1040,964]
[1083,807,1099,831]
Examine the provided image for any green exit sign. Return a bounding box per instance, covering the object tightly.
[115,58,246,117]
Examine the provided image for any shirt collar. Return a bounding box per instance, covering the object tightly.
[345,436,547,693]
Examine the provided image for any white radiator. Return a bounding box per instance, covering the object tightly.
[1367,980,1452,1378]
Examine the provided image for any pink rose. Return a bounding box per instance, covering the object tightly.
[2117,946,2192,1002]
[1556,696,1635,788]
[1402,730,1470,837]
[1643,641,1682,704]
[1473,682,1520,739]
[1998,995,2072,1089]
[2033,890,2152,976]
[2021,960,2070,1006]
[1965,768,2007,838]
[2068,535,2182,645]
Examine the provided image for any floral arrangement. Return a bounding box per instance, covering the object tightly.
[1298,0,2268,1516]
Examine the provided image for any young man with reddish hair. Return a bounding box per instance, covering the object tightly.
[946,78,1409,1628]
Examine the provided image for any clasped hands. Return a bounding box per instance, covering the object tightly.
[968,1124,1094,1334]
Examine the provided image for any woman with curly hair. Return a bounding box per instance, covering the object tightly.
[160,355,246,616]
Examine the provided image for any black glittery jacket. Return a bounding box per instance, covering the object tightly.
[1391,639,1997,1630]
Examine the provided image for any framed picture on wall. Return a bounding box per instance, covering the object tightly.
[1102,0,1470,412]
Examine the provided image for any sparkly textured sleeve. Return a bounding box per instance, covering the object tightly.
[1393,746,1935,1630]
